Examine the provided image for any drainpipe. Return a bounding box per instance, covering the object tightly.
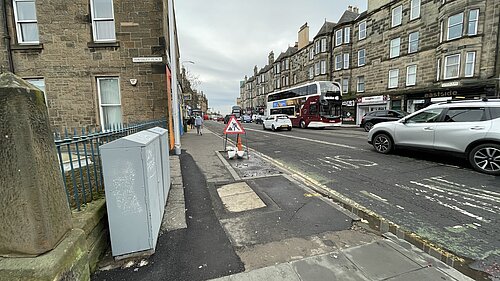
[1,0,14,73]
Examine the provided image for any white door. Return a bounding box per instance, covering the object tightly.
[395,108,444,149]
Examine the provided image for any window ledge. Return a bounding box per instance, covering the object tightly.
[87,41,120,48]
[11,43,44,50]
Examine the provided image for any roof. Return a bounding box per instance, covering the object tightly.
[314,21,336,38]
[275,46,298,62]
[337,10,359,25]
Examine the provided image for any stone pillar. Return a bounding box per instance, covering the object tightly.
[0,72,72,256]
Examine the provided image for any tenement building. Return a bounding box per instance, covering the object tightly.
[240,0,500,125]
[0,0,180,130]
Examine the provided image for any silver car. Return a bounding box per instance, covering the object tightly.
[263,114,292,131]
[368,99,500,175]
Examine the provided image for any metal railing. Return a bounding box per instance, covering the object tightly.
[54,119,167,211]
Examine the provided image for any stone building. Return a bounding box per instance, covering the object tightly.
[240,0,500,125]
[0,0,180,130]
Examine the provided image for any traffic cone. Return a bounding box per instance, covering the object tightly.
[237,134,243,151]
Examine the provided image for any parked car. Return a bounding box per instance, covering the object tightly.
[242,114,252,123]
[262,114,292,131]
[216,116,224,122]
[367,98,500,175]
[360,110,408,132]
[254,115,266,124]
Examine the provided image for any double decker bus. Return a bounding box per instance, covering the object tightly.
[231,105,242,119]
[266,81,342,128]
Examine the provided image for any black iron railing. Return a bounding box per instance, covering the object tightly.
[54,120,167,211]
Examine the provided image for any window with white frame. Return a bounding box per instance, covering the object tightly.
[359,21,366,40]
[285,58,289,70]
[309,47,314,60]
[447,12,463,40]
[335,54,342,70]
[276,78,281,88]
[293,74,297,84]
[97,77,122,130]
[468,9,479,36]
[406,65,417,86]
[309,67,314,79]
[13,0,39,44]
[343,53,349,69]
[444,54,460,79]
[315,62,320,76]
[439,20,443,43]
[358,49,366,66]
[320,60,326,74]
[388,69,399,88]
[357,76,365,92]
[321,38,327,52]
[342,78,349,93]
[276,63,280,74]
[410,0,421,20]
[335,29,342,46]
[391,5,402,27]
[285,76,289,86]
[408,32,419,53]
[390,38,401,58]
[465,52,476,77]
[344,27,350,43]
[437,58,441,81]
[315,40,321,55]
[91,0,116,42]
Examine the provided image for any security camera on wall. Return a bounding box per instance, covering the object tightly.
[130,79,138,86]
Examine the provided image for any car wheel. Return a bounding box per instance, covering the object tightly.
[469,143,500,175]
[287,126,292,131]
[300,120,307,129]
[364,122,374,132]
[373,133,393,154]
[272,125,276,131]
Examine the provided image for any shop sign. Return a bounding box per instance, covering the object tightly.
[360,95,385,104]
[342,100,355,106]
[424,90,458,98]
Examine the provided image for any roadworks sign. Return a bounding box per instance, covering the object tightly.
[223,116,245,134]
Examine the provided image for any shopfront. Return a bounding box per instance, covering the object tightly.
[356,95,389,125]
[404,83,497,113]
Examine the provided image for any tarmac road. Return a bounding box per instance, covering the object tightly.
[207,120,500,276]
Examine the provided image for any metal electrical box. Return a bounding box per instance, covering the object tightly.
[147,127,171,206]
[100,130,164,257]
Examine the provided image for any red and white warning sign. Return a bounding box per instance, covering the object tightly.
[223,116,245,134]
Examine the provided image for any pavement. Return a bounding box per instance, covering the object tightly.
[92,126,474,281]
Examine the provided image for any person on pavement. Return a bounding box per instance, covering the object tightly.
[195,115,203,135]
[189,116,195,129]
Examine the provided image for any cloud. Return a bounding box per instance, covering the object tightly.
[175,0,368,115]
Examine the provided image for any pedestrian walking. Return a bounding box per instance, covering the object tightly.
[190,116,195,129]
[194,115,204,135]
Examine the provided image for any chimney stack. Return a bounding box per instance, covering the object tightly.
[268,51,274,65]
[297,22,309,49]
[353,6,359,13]
[348,5,353,12]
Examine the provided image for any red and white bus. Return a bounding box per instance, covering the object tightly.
[266,81,342,128]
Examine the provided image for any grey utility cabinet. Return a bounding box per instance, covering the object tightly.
[147,127,171,207]
[100,130,164,257]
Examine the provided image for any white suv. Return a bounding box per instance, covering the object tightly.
[368,99,500,175]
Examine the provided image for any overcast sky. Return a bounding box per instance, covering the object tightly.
[175,0,368,115]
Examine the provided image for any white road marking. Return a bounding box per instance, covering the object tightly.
[243,127,363,150]
[360,191,389,204]
[395,176,499,223]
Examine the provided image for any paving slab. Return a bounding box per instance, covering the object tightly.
[292,252,369,281]
[227,263,300,281]
[220,192,267,213]
[343,240,421,280]
[218,182,255,197]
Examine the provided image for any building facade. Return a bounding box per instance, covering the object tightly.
[0,0,181,130]
[240,0,500,125]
